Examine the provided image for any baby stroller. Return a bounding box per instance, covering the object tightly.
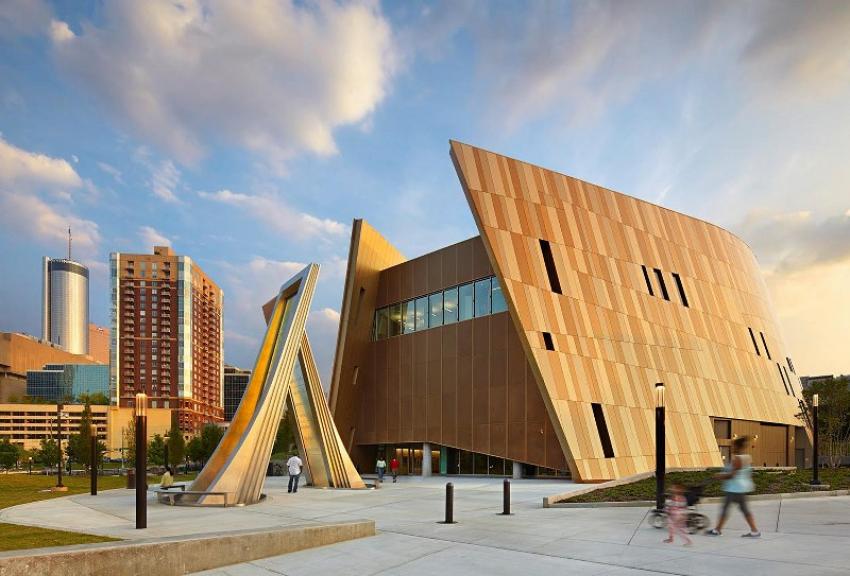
[649,482,711,534]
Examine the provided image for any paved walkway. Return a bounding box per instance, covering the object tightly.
[4,476,850,575]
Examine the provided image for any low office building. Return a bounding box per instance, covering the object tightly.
[329,141,812,482]
[88,324,110,365]
[0,403,108,452]
[0,332,99,402]
[27,363,110,403]
[0,402,173,456]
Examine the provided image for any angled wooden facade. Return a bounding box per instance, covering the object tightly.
[329,141,809,482]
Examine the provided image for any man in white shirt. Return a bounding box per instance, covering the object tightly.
[286,454,303,493]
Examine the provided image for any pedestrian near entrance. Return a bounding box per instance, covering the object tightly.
[707,436,760,537]
[390,457,400,483]
[376,457,387,481]
[286,454,303,493]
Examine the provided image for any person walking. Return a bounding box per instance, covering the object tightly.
[707,436,760,537]
[390,457,400,483]
[376,456,387,482]
[663,484,692,546]
[286,453,303,493]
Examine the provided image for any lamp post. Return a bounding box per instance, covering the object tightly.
[812,393,821,486]
[135,393,147,529]
[655,383,666,512]
[54,404,67,491]
[90,423,98,496]
[28,456,32,475]
[164,431,170,471]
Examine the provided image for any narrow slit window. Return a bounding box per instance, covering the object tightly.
[641,265,654,296]
[787,357,796,374]
[539,239,562,294]
[759,332,772,360]
[672,272,689,307]
[653,269,670,301]
[591,403,615,458]
[777,363,790,395]
[748,327,760,356]
[782,365,795,397]
[542,332,555,351]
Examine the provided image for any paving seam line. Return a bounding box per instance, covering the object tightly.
[379,523,846,574]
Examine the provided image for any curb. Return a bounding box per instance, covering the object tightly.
[0,520,375,576]
[546,489,850,508]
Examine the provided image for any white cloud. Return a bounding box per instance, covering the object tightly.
[50,0,397,165]
[49,19,74,43]
[0,190,100,258]
[0,135,82,195]
[735,209,850,275]
[149,160,181,203]
[96,161,123,184]
[138,225,171,248]
[0,137,99,261]
[199,189,347,241]
[0,0,52,38]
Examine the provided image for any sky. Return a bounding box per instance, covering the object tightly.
[1,0,849,384]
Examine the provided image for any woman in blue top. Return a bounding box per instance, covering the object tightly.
[707,436,760,537]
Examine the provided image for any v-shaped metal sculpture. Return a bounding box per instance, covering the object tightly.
[187,264,364,506]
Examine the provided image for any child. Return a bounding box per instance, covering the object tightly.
[664,484,692,546]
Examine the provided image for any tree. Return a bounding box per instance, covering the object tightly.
[123,415,136,465]
[77,392,110,405]
[186,436,204,465]
[803,376,850,468]
[36,438,60,468]
[148,434,166,466]
[0,438,20,468]
[72,401,94,471]
[167,424,186,469]
[200,424,224,464]
[272,411,296,456]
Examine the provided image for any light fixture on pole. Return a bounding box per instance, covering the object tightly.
[135,393,148,529]
[655,383,666,512]
[90,423,98,496]
[812,393,821,486]
[52,404,67,492]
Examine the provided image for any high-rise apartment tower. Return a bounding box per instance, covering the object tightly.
[110,246,223,433]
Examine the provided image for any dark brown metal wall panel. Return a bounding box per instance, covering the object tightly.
[443,243,458,287]
[427,252,442,294]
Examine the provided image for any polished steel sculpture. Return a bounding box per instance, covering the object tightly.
[185,264,363,506]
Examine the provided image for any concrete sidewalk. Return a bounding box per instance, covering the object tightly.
[4,476,850,575]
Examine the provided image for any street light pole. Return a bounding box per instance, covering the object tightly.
[655,383,666,512]
[54,403,66,491]
[164,431,170,471]
[90,423,98,496]
[812,393,821,486]
[135,392,147,529]
[28,456,32,475]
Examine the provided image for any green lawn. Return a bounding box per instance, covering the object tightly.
[0,471,195,552]
[565,468,850,503]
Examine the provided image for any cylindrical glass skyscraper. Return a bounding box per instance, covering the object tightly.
[42,257,89,355]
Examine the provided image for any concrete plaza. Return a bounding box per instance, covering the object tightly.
[3,476,849,575]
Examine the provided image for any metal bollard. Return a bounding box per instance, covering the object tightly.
[442,482,456,524]
[501,478,511,515]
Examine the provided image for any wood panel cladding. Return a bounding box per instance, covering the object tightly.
[450,140,808,481]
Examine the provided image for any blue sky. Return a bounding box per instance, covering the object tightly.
[1,0,849,381]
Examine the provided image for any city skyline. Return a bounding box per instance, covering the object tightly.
[1,1,849,385]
